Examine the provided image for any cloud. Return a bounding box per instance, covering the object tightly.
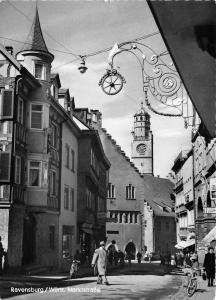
[155,128,185,138]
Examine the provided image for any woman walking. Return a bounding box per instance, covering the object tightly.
[203,246,215,287]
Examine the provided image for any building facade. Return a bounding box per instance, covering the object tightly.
[91,107,176,257]
[77,129,110,261]
[0,8,84,272]
[172,150,195,250]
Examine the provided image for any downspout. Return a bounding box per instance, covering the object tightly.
[192,143,197,251]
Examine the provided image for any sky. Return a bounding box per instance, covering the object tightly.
[0,0,192,177]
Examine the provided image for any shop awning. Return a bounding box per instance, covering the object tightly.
[175,239,195,249]
[202,226,216,244]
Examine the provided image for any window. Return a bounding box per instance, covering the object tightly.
[49,225,55,249]
[64,185,69,209]
[34,63,46,80]
[17,98,23,124]
[15,156,21,184]
[70,188,74,211]
[65,144,70,168]
[134,213,138,223]
[91,148,99,176]
[71,149,75,172]
[50,170,56,196]
[126,184,135,199]
[129,213,133,223]
[108,183,115,198]
[51,123,58,148]
[30,104,43,129]
[28,161,41,186]
[165,221,169,232]
[144,220,147,227]
[86,188,94,209]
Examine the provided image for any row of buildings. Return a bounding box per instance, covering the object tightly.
[0,8,176,272]
[172,126,216,263]
[0,9,110,272]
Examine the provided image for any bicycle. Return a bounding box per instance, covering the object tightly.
[186,268,199,297]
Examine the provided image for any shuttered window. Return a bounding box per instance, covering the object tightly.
[17,98,23,124]
[31,104,43,129]
[0,152,11,182]
[0,90,14,120]
[15,156,21,184]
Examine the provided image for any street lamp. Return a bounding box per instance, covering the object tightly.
[78,57,88,74]
[99,41,189,118]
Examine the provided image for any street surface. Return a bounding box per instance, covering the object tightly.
[0,263,215,300]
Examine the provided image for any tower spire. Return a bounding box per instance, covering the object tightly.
[22,6,49,53]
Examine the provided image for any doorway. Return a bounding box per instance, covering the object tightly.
[22,214,36,265]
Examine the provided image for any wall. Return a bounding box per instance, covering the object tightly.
[59,121,78,270]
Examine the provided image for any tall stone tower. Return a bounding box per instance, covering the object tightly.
[131,102,153,175]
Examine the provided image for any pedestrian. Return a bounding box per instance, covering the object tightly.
[118,250,125,266]
[91,241,109,285]
[108,250,114,266]
[114,250,118,266]
[160,252,165,268]
[203,246,215,287]
[180,251,184,267]
[137,251,142,264]
[0,236,4,275]
[185,252,191,267]
[174,253,178,267]
[74,250,81,261]
[148,252,152,263]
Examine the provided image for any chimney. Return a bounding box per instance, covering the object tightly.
[5,46,13,55]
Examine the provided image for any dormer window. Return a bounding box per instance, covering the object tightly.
[34,62,46,80]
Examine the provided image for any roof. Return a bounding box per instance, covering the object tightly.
[142,175,175,217]
[134,102,150,117]
[20,6,53,60]
[51,73,61,88]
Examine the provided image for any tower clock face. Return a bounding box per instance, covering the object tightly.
[136,143,147,154]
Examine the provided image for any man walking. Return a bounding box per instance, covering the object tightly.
[203,246,215,287]
[91,241,109,285]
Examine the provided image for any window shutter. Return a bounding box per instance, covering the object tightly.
[0,152,11,182]
[0,90,14,120]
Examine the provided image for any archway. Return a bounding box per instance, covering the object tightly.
[125,242,136,259]
[22,213,36,265]
[197,197,204,218]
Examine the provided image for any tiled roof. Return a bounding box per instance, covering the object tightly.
[21,7,49,53]
[142,175,175,216]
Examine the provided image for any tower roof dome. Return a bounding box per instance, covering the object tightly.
[134,102,149,117]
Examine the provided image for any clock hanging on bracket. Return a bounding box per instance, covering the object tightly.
[136,143,147,155]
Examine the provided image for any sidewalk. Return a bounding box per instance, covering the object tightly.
[171,268,216,300]
[0,263,120,283]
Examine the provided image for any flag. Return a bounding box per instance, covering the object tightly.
[108,42,121,65]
